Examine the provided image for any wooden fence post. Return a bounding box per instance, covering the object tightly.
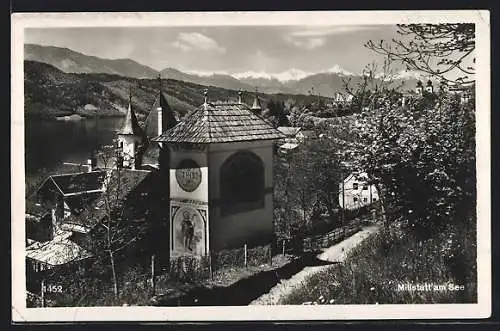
[269,245,272,266]
[151,254,156,296]
[208,253,213,279]
[40,279,45,308]
[244,244,248,268]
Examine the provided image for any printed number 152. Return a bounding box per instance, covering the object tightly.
[43,284,62,293]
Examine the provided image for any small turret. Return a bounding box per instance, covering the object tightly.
[415,80,423,95]
[425,79,434,93]
[203,89,209,110]
[238,89,243,104]
[251,88,262,115]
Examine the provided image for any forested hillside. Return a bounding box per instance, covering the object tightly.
[24,60,332,122]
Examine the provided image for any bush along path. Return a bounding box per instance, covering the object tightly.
[250,223,381,305]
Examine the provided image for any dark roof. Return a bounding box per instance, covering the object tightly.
[299,130,317,138]
[277,126,301,137]
[152,102,285,144]
[144,92,178,139]
[49,171,107,196]
[59,163,91,173]
[118,101,145,136]
[64,168,152,228]
[64,192,102,215]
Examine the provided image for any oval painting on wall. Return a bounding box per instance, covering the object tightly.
[175,159,202,192]
[172,206,206,256]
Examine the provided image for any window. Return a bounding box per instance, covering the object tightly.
[353,197,358,202]
[363,185,368,190]
[363,197,368,203]
[221,151,264,215]
[373,198,377,202]
[352,182,358,190]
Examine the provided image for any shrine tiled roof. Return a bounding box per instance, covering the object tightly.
[152,102,285,144]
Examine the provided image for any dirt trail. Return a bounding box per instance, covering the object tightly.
[249,224,380,305]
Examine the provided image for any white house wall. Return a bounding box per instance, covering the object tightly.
[339,174,380,210]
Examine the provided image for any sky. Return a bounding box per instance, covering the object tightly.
[25,25,408,80]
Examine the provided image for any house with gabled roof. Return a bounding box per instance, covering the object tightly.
[35,170,108,238]
[339,172,379,210]
[26,166,161,273]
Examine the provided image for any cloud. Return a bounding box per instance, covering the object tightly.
[284,36,326,50]
[171,32,226,53]
[284,25,380,50]
[288,26,378,38]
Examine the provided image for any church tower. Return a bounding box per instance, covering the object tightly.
[425,79,434,94]
[117,89,145,170]
[415,80,423,95]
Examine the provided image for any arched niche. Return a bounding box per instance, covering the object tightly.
[220,150,265,215]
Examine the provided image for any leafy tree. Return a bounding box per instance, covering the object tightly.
[343,58,404,113]
[365,24,475,85]
[274,138,344,237]
[264,99,289,127]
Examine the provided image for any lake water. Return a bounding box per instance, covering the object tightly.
[24,117,125,176]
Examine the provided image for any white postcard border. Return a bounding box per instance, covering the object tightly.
[11,10,491,322]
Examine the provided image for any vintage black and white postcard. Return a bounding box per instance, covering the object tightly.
[11,10,490,322]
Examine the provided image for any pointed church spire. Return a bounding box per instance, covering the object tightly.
[118,86,144,136]
[158,73,177,132]
[251,87,262,112]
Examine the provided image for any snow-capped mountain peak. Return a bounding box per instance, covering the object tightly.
[327,64,354,76]
[232,68,313,83]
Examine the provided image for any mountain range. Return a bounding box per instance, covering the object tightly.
[24,60,333,121]
[25,44,425,98]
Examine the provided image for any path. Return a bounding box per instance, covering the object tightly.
[249,224,380,305]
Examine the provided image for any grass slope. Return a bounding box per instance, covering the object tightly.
[282,220,476,305]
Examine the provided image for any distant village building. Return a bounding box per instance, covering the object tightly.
[415,80,424,95]
[339,172,379,210]
[276,127,317,153]
[296,130,317,143]
[333,92,353,104]
[277,126,301,153]
[448,84,474,104]
[425,80,434,94]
